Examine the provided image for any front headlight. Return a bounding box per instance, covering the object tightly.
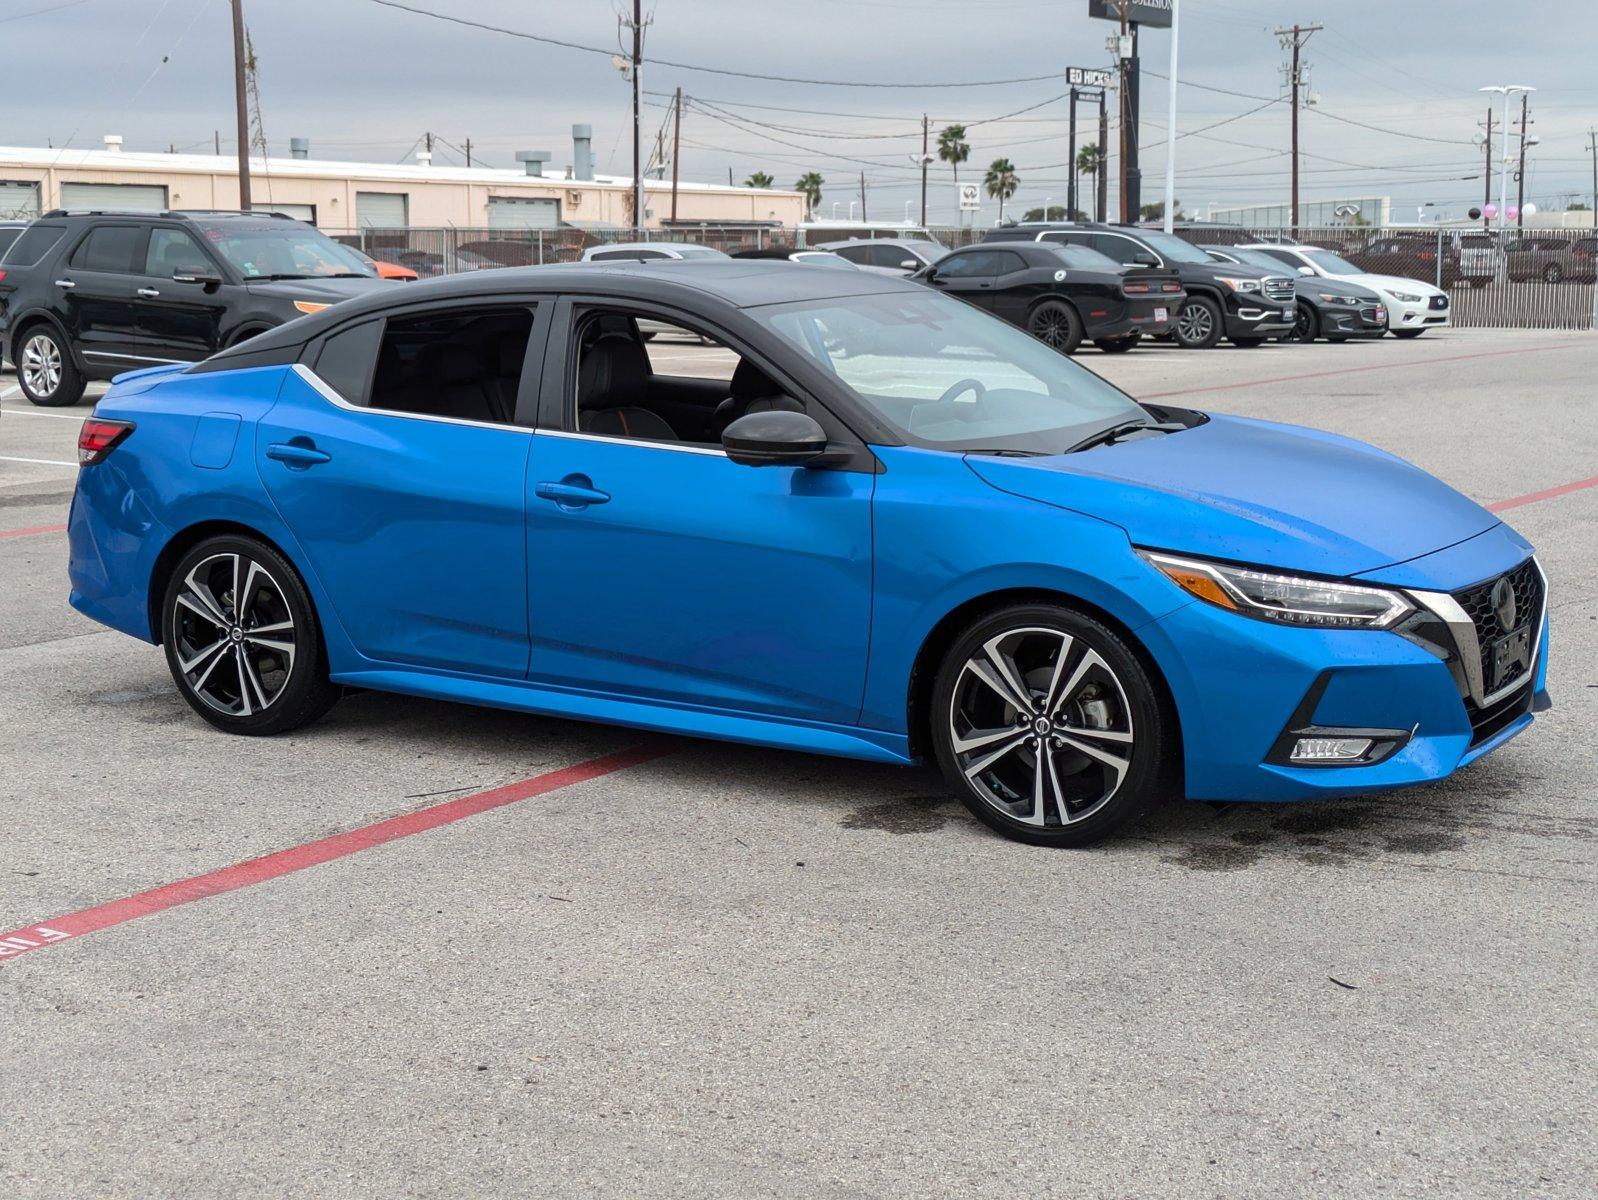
[1140,550,1415,629]
[1215,275,1261,293]
[1389,291,1423,303]
[1317,292,1363,305]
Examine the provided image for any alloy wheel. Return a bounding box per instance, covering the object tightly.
[171,552,297,717]
[1290,304,1314,342]
[1032,310,1073,349]
[21,333,62,398]
[1177,302,1214,345]
[947,626,1135,828]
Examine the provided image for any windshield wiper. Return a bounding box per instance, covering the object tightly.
[1065,419,1184,454]
[965,447,1046,458]
[253,272,314,280]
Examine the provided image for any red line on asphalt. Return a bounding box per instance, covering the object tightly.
[1487,475,1598,513]
[1140,340,1583,401]
[0,742,674,964]
[0,522,67,539]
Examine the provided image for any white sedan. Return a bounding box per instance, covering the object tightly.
[1241,243,1451,339]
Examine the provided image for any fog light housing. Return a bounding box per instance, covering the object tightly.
[1290,736,1373,763]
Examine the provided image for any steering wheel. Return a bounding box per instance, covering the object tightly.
[936,377,988,407]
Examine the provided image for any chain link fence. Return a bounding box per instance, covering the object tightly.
[332,223,1598,331]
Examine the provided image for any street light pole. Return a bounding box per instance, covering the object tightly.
[1481,85,1534,232]
[1162,0,1180,233]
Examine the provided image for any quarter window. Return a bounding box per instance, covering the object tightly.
[2,222,65,266]
[69,224,143,273]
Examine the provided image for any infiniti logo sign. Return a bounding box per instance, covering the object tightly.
[1490,578,1518,631]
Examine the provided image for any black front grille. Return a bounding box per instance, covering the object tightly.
[1263,277,1296,302]
[1453,559,1543,697]
[1429,294,1449,310]
[1467,680,1534,746]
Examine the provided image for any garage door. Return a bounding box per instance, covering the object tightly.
[487,196,560,229]
[356,191,408,228]
[0,180,41,219]
[252,203,316,224]
[60,182,168,211]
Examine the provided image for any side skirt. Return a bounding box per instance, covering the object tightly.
[332,668,916,766]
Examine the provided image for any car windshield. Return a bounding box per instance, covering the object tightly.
[198,221,376,279]
[1302,249,1362,276]
[1228,247,1290,272]
[1045,243,1123,271]
[1131,230,1214,264]
[671,244,729,259]
[751,289,1148,454]
[792,252,857,270]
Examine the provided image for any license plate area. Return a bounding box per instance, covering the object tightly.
[1153,306,1168,322]
[1489,626,1532,690]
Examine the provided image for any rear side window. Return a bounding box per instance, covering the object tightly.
[831,244,872,265]
[313,320,384,406]
[69,225,143,273]
[3,223,65,266]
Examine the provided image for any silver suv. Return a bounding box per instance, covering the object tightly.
[814,238,943,276]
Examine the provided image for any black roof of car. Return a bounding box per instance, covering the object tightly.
[208,260,918,363]
[38,208,298,222]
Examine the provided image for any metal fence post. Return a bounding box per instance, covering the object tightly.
[1435,227,1444,290]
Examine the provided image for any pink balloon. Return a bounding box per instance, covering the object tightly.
[1483,203,1498,219]
[1506,205,1519,221]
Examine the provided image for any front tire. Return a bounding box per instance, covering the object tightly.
[1174,296,1224,349]
[16,325,87,407]
[930,604,1174,847]
[161,535,340,736]
[1286,302,1319,343]
[1027,300,1083,355]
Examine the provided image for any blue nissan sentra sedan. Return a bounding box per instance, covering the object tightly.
[65,261,1549,846]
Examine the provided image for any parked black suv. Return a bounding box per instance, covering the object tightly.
[985,222,1296,348]
[914,240,1185,353]
[0,210,391,405]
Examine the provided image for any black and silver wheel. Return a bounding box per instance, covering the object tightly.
[1286,302,1319,344]
[1542,263,1562,284]
[930,605,1174,846]
[1027,300,1083,355]
[16,325,86,407]
[1174,296,1223,349]
[161,535,339,735]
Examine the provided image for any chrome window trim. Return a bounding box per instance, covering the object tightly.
[84,350,186,364]
[536,427,728,458]
[290,362,533,435]
[1409,557,1547,708]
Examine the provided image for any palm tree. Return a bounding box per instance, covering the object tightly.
[745,171,774,189]
[937,124,970,193]
[1074,145,1102,218]
[984,157,1019,224]
[794,171,824,219]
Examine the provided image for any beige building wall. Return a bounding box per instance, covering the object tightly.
[0,147,806,230]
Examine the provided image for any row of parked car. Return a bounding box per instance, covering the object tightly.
[0,207,1458,409]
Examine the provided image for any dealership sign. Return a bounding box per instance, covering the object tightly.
[1067,67,1115,89]
[1087,0,1173,28]
[957,183,981,212]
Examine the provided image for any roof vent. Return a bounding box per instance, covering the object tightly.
[571,124,593,182]
[417,151,432,168]
[515,150,552,177]
[103,134,123,153]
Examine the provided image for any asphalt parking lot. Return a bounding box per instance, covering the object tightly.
[2,329,1595,1198]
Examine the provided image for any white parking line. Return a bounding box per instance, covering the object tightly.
[1,406,88,420]
[0,454,78,468]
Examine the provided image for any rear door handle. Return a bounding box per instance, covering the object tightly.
[265,441,331,467]
[136,287,161,298]
[55,279,75,289]
[536,477,610,509]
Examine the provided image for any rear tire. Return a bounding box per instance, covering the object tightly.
[161,535,340,736]
[15,325,87,407]
[1093,333,1140,353]
[1027,300,1083,355]
[1174,296,1224,349]
[930,603,1175,847]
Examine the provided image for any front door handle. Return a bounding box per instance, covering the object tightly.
[536,476,610,509]
[136,287,161,298]
[55,279,75,289]
[265,440,331,467]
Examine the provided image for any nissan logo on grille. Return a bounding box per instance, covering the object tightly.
[1490,577,1518,631]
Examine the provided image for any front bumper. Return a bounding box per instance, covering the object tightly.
[1386,293,1452,330]
[1141,528,1547,803]
[1222,299,1296,339]
[1319,300,1388,338]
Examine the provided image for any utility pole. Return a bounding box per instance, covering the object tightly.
[1481,105,1493,229]
[859,171,867,221]
[424,131,433,160]
[463,137,472,168]
[920,114,929,226]
[1097,91,1108,222]
[628,0,645,236]
[1515,92,1530,229]
[1067,87,1078,219]
[1275,23,1321,238]
[229,0,251,209]
[1115,1,1138,222]
[670,87,682,223]
[1588,128,1597,231]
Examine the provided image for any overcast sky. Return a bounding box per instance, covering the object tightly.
[5,0,1597,224]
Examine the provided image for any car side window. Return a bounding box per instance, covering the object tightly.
[315,306,535,425]
[2,223,65,266]
[1254,247,1302,268]
[831,245,872,265]
[69,225,144,273]
[934,253,982,279]
[990,251,1026,274]
[870,245,915,269]
[144,228,211,278]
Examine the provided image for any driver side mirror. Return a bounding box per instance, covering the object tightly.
[1134,252,1160,266]
[722,409,836,468]
[1297,265,1315,277]
[173,266,223,291]
[900,259,920,271]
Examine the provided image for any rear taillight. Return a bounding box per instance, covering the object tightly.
[77,418,134,465]
[1123,282,1151,294]
[1162,281,1183,292]
[0,270,7,284]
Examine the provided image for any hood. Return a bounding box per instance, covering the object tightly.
[1177,261,1275,284]
[1295,277,1382,301]
[965,414,1499,578]
[1338,272,1441,297]
[243,275,393,302]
